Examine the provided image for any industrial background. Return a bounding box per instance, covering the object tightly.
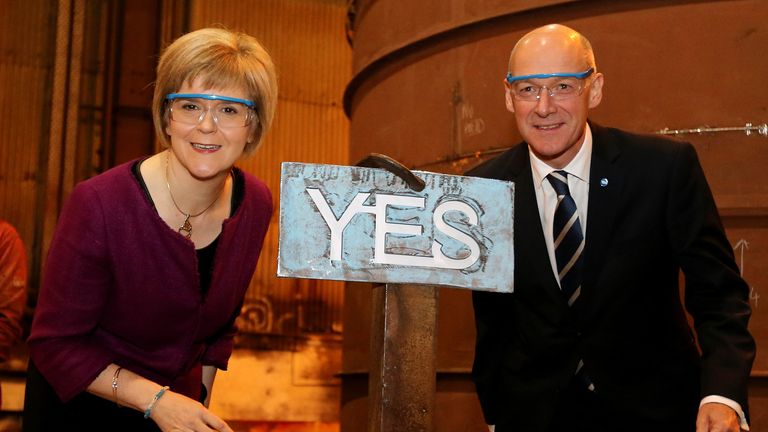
[0,0,766,431]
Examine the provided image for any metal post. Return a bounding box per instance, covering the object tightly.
[368,283,438,432]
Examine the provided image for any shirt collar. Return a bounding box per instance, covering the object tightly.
[529,123,593,188]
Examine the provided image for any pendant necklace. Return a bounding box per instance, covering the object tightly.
[165,152,227,239]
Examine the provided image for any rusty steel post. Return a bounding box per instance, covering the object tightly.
[368,283,438,432]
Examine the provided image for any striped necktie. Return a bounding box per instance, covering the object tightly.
[547,170,594,391]
[546,171,584,306]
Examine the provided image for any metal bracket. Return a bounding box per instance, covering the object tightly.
[657,122,768,137]
[355,153,426,191]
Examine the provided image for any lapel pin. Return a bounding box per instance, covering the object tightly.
[600,178,608,187]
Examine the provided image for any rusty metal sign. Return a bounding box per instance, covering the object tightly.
[277,162,514,292]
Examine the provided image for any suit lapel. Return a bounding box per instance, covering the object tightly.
[506,148,567,304]
[582,123,623,293]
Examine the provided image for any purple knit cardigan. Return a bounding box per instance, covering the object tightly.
[28,159,272,402]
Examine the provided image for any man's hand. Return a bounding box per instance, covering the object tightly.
[696,402,741,432]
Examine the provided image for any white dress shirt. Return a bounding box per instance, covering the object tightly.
[529,124,592,284]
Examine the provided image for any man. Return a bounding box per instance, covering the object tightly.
[468,24,754,432]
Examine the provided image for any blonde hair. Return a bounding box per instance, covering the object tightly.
[152,28,278,155]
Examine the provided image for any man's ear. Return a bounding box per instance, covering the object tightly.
[588,73,604,109]
[504,82,515,113]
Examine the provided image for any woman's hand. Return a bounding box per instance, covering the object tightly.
[87,364,232,432]
[149,390,233,432]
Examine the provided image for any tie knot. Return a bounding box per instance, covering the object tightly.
[547,171,571,196]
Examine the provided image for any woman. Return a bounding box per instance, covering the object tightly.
[24,28,277,431]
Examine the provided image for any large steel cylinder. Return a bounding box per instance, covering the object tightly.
[342,1,768,431]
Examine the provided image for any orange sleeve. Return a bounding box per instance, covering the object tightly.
[0,221,27,362]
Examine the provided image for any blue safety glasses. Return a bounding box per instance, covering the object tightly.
[505,67,594,84]
[505,68,595,101]
[165,93,256,128]
[166,93,255,107]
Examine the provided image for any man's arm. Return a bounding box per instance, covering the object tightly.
[665,143,755,426]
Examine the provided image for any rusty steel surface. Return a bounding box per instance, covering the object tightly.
[345,0,768,174]
[346,0,577,76]
[368,284,438,432]
[342,1,768,431]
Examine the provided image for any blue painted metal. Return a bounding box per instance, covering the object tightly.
[277,162,514,292]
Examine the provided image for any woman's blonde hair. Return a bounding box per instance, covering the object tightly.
[152,28,278,155]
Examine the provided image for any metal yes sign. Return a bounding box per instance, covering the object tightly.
[277,162,514,293]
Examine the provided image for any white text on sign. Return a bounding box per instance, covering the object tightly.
[307,189,480,269]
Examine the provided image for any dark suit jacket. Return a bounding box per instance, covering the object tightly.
[468,123,755,430]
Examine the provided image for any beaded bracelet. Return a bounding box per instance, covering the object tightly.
[111,367,123,407]
[144,386,170,419]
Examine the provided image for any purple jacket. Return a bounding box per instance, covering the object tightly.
[28,160,272,402]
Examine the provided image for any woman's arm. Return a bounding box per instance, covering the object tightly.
[87,363,232,432]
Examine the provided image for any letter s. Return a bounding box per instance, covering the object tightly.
[432,201,481,269]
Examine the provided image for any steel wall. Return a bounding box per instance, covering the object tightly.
[342,1,768,430]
